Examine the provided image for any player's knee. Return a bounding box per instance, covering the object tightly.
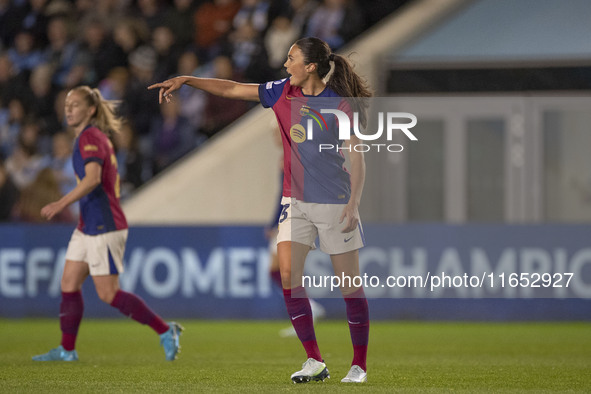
[61,277,80,293]
[96,287,117,304]
[280,269,291,287]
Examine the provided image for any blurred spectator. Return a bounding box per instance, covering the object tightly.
[73,0,95,19]
[152,25,182,83]
[175,50,208,131]
[50,131,76,197]
[0,54,25,105]
[264,15,298,76]
[5,119,50,189]
[48,130,79,221]
[7,29,46,75]
[85,0,131,20]
[113,122,146,198]
[44,16,90,88]
[134,0,168,33]
[233,0,270,34]
[225,21,271,82]
[80,16,127,84]
[122,45,160,151]
[22,63,57,142]
[305,0,362,50]
[12,167,74,223]
[0,0,21,48]
[193,0,240,60]
[149,98,195,175]
[0,97,28,158]
[0,156,19,221]
[45,0,75,19]
[202,56,248,136]
[98,67,130,101]
[0,106,10,157]
[112,17,149,67]
[289,0,318,36]
[16,0,50,48]
[44,88,68,136]
[163,0,199,50]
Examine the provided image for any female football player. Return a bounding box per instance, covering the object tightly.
[32,86,182,362]
[149,37,371,383]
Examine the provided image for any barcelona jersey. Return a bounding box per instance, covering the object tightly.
[73,125,128,235]
[259,78,351,204]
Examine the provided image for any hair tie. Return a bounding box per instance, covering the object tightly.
[329,53,335,61]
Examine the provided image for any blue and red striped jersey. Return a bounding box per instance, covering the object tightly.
[73,125,128,235]
[259,78,351,204]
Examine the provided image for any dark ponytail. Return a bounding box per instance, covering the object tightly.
[295,37,372,127]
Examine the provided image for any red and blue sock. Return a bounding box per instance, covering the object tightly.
[344,288,369,371]
[60,291,84,351]
[110,290,169,335]
[283,286,322,361]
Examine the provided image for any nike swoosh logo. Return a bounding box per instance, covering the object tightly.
[344,236,354,243]
[348,321,360,325]
[292,313,306,320]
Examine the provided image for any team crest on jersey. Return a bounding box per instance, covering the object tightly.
[300,105,327,131]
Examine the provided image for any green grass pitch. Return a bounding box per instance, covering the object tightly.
[1,319,590,392]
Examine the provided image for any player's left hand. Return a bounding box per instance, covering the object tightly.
[340,202,360,233]
[41,201,64,221]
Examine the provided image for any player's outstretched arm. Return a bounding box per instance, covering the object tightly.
[148,76,260,104]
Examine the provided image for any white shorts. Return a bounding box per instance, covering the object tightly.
[276,197,365,255]
[268,230,278,255]
[65,228,128,276]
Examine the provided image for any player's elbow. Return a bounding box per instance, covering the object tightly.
[85,174,101,189]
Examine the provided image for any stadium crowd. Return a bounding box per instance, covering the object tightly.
[0,0,407,223]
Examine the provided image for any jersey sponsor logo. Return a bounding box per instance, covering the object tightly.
[83,144,98,151]
[289,124,306,143]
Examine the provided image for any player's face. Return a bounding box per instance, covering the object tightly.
[284,45,312,87]
[64,91,95,130]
